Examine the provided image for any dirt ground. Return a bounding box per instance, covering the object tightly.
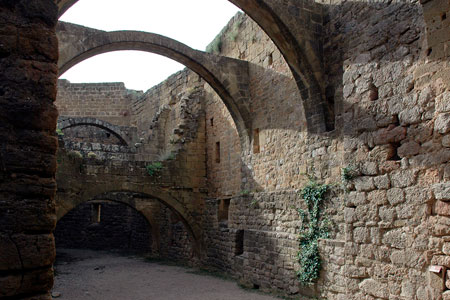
[52,249,280,300]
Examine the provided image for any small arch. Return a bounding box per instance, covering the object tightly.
[58,116,129,146]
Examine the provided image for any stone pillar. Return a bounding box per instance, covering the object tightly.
[0,1,59,299]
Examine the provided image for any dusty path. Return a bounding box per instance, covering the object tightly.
[53,249,280,300]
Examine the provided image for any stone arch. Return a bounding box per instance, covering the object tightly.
[228,0,331,132]
[58,30,251,148]
[56,185,203,255]
[56,0,330,132]
[58,116,130,146]
[55,197,155,252]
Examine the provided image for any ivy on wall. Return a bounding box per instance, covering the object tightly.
[145,162,163,176]
[296,179,330,284]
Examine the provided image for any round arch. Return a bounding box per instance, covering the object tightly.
[56,0,330,133]
[56,187,203,256]
[56,198,155,252]
[58,116,130,146]
[58,30,251,147]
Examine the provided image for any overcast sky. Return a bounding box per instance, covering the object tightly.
[59,0,240,91]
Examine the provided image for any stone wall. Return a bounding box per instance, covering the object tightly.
[55,201,152,253]
[0,1,59,299]
[202,2,450,299]
[157,206,195,262]
[56,80,138,126]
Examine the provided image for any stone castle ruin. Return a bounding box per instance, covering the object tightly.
[1,0,449,299]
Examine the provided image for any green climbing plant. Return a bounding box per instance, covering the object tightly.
[297,179,330,284]
[145,162,163,177]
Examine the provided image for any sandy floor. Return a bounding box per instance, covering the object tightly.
[52,249,280,300]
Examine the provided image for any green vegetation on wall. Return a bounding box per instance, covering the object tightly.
[145,161,163,177]
[296,179,330,284]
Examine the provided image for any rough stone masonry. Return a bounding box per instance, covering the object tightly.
[0,0,449,299]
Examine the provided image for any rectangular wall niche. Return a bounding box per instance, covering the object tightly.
[234,229,244,256]
[218,198,230,223]
[91,203,102,223]
[253,128,260,154]
[215,141,221,163]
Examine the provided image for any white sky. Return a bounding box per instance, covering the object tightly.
[59,0,240,91]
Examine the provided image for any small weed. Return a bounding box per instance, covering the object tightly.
[240,189,250,196]
[227,19,243,42]
[67,150,82,160]
[206,36,223,54]
[87,152,98,159]
[145,162,163,176]
[341,165,357,183]
[56,128,64,136]
[250,198,259,208]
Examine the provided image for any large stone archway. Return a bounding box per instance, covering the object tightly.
[56,0,330,133]
[55,192,196,256]
[55,198,154,253]
[56,146,205,253]
[58,27,252,146]
[56,187,202,250]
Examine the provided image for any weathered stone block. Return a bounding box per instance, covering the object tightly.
[431,255,450,268]
[353,227,370,244]
[443,243,450,255]
[398,141,421,158]
[373,126,407,146]
[390,170,417,188]
[399,107,422,125]
[369,144,396,161]
[433,183,450,201]
[387,188,405,205]
[344,207,356,224]
[354,177,375,192]
[345,192,367,207]
[429,216,450,236]
[368,190,387,205]
[443,135,450,148]
[382,228,413,249]
[359,278,389,299]
[374,174,390,190]
[400,280,416,298]
[435,113,450,134]
[436,91,450,113]
[379,206,396,223]
[360,161,378,176]
[435,201,450,216]
[405,186,432,204]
